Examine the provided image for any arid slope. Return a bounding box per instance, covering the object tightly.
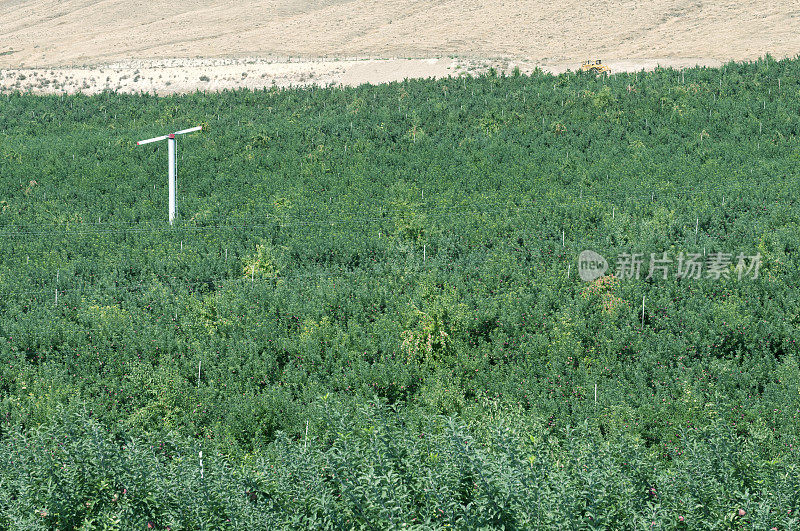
[1,0,797,68]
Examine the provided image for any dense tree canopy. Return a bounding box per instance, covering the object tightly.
[0,55,799,528]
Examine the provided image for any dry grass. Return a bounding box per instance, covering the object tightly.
[0,0,796,92]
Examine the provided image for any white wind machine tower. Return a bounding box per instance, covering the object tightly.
[137,126,203,225]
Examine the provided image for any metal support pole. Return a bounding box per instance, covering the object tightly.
[168,134,176,225]
[136,126,201,226]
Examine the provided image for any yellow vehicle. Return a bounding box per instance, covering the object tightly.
[580,59,611,75]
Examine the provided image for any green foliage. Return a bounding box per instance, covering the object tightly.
[1,56,800,527]
[1,404,798,529]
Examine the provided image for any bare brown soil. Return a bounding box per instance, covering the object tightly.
[0,0,796,92]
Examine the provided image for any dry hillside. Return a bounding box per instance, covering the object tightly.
[0,0,797,90]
